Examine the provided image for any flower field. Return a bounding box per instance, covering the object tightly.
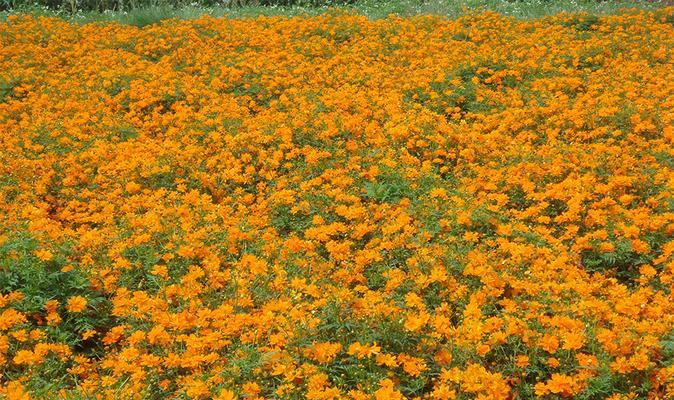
[1,8,674,399]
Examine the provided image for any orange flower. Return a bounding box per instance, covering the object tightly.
[435,348,453,366]
[215,389,237,400]
[82,330,97,340]
[375,353,399,368]
[375,379,404,400]
[534,374,580,397]
[2,10,674,399]
[306,342,342,364]
[66,296,87,313]
[515,355,529,368]
[347,342,381,359]
[34,249,53,262]
[561,332,584,351]
[539,335,559,354]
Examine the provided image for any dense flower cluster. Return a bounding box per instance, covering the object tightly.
[1,8,674,399]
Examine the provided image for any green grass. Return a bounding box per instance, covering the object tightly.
[1,0,672,25]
